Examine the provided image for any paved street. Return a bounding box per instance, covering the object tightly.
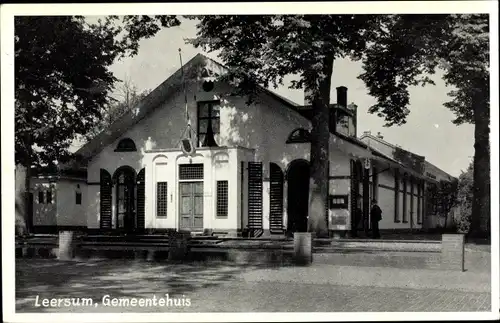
[15,258,492,313]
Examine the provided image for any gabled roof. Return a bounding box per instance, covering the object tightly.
[359,132,455,181]
[74,53,436,181]
[75,53,211,161]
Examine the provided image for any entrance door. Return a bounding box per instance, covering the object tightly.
[115,168,136,233]
[179,182,204,231]
[287,160,310,233]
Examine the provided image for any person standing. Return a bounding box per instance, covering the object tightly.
[370,199,382,239]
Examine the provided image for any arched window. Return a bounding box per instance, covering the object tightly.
[114,138,137,152]
[286,128,311,144]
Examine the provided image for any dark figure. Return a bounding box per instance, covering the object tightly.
[370,199,382,239]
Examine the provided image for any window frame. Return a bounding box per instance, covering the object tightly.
[156,182,168,218]
[46,190,53,204]
[286,128,311,144]
[75,191,82,205]
[394,169,400,223]
[216,180,229,217]
[197,100,221,147]
[179,164,204,181]
[38,191,44,204]
[402,174,408,223]
[114,138,137,152]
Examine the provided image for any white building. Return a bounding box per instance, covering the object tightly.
[27,53,455,237]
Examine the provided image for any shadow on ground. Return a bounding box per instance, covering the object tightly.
[15,258,287,313]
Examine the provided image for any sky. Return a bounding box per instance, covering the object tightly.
[98,17,474,177]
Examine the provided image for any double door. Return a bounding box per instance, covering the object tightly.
[179,182,204,231]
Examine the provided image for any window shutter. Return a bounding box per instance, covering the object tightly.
[137,168,145,230]
[269,163,284,233]
[394,169,400,222]
[248,162,263,236]
[100,169,113,229]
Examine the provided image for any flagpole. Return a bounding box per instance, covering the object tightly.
[178,48,191,139]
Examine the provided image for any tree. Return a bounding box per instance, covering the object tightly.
[426,179,458,230]
[186,15,389,236]
[454,162,474,233]
[86,78,151,140]
[360,14,490,238]
[14,15,179,234]
[126,15,488,237]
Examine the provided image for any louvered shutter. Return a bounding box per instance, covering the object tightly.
[269,163,284,234]
[136,168,145,231]
[248,162,263,237]
[100,169,112,229]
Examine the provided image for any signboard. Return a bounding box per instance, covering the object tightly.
[328,209,349,231]
[329,195,349,209]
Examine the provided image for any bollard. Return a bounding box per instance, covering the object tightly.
[441,234,465,271]
[168,231,190,261]
[58,231,76,260]
[293,232,313,265]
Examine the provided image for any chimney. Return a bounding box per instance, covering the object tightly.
[336,86,347,108]
[377,132,384,140]
[363,130,371,136]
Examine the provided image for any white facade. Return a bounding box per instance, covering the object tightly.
[31,54,443,235]
[359,131,456,230]
[30,176,86,229]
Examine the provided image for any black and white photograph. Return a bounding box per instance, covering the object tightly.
[1,1,498,322]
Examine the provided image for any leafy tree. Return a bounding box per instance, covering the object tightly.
[426,179,458,230]
[126,15,489,237]
[454,162,474,233]
[187,15,389,236]
[360,14,490,238]
[14,15,178,234]
[86,78,151,140]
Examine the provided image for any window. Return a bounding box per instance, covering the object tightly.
[394,170,400,222]
[46,190,52,204]
[417,180,423,224]
[76,192,82,205]
[38,191,44,204]
[402,176,408,223]
[115,138,137,152]
[286,128,311,144]
[216,181,228,217]
[157,182,168,217]
[179,164,204,180]
[197,101,220,147]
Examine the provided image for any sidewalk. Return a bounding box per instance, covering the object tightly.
[239,263,491,293]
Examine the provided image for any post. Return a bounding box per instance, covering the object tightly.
[363,167,370,236]
[58,230,76,260]
[168,231,190,261]
[293,232,312,265]
[441,234,465,271]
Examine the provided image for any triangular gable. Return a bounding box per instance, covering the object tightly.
[75,53,225,161]
[74,52,440,181]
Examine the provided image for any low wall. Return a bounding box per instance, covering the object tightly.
[15,233,467,271]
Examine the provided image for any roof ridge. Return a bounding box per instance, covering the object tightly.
[75,52,209,159]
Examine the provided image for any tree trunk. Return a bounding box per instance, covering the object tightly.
[24,161,32,235]
[469,97,490,239]
[18,98,33,236]
[307,56,334,237]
